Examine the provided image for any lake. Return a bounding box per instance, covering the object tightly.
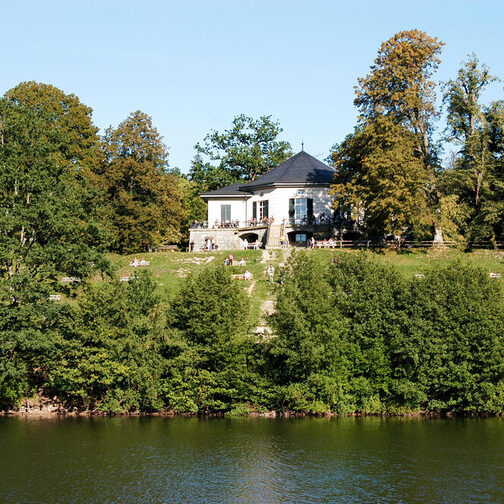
[1,416,503,503]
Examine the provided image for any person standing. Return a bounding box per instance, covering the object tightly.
[267,264,275,283]
[229,253,233,266]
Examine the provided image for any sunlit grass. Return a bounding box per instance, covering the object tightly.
[102,247,504,327]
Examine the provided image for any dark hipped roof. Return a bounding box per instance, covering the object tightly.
[200,151,334,198]
[200,183,252,198]
[240,151,334,190]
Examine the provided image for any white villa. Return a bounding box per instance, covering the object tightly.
[189,151,339,251]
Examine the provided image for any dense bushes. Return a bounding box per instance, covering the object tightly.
[266,253,504,414]
[1,254,504,415]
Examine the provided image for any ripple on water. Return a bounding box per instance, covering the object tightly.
[1,416,504,503]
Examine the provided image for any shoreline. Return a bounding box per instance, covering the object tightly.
[2,408,500,419]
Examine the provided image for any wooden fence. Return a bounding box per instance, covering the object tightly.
[312,240,504,250]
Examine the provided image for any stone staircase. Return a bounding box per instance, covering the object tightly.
[265,224,283,248]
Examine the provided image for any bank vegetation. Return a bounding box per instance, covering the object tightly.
[2,253,504,417]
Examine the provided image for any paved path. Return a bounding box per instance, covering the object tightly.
[246,280,256,296]
[261,249,274,263]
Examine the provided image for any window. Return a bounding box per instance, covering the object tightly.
[295,198,307,222]
[295,233,307,242]
[259,200,269,221]
[221,204,231,223]
[289,198,313,224]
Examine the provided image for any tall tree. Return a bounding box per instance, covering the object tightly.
[190,114,292,191]
[95,111,185,253]
[442,55,502,241]
[0,97,108,407]
[5,81,100,174]
[331,118,431,237]
[333,30,445,240]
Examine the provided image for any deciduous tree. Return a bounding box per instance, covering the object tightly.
[0,97,108,407]
[332,30,445,240]
[5,81,100,174]
[442,55,503,242]
[190,114,292,191]
[96,111,185,253]
[331,118,431,237]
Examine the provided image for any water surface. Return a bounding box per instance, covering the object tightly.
[1,416,503,503]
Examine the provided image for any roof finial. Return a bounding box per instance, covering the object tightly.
[301,140,304,152]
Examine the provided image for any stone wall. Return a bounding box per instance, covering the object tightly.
[189,227,268,252]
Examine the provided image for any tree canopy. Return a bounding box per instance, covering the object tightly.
[331,30,446,239]
[5,81,100,174]
[94,110,186,253]
[190,114,292,191]
[0,95,108,407]
[441,55,504,242]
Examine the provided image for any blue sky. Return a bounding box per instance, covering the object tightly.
[3,0,504,171]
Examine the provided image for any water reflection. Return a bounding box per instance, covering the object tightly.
[1,416,504,503]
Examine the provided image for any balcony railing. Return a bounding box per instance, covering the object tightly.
[189,214,357,230]
[190,219,270,230]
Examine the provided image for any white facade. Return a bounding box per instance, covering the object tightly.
[207,185,334,227]
[246,186,333,223]
[207,197,249,227]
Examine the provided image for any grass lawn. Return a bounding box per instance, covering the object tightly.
[103,247,504,326]
[109,248,293,326]
[307,247,504,276]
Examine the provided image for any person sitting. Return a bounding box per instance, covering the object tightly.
[238,258,246,266]
[244,270,253,280]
